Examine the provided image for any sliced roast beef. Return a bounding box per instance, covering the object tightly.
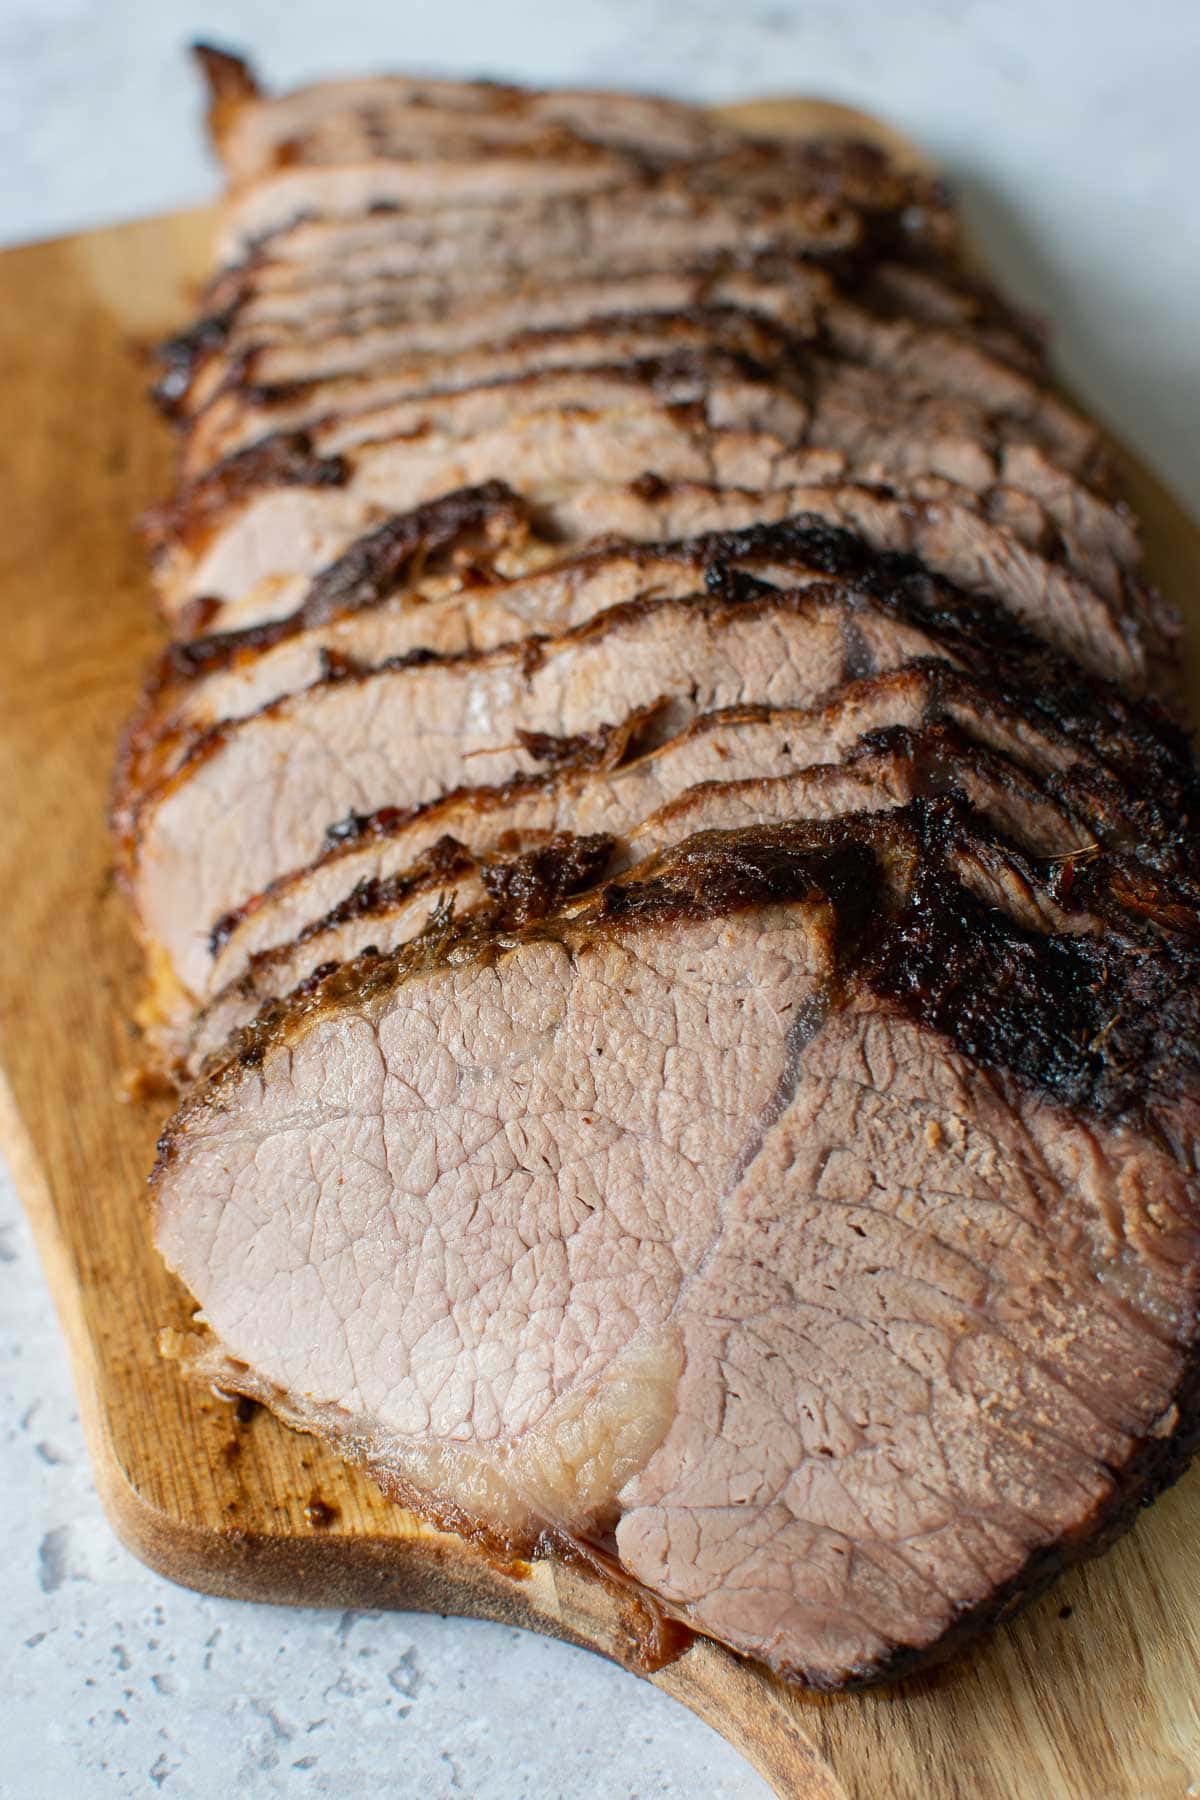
[271,350,1123,597]
[213,169,866,304]
[122,517,829,810]
[194,48,744,186]
[154,433,1143,691]
[128,502,1095,838]
[181,724,1101,1074]
[182,303,815,475]
[165,261,837,420]
[130,580,938,995]
[208,77,948,264]
[183,284,1085,485]
[124,59,1200,1692]
[151,423,1148,682]
[213,144,652,265]
[183,255,1064,457]
[128,539,1194,1008]
[126,497,1156,818]
[297,348,811,456]
[153,814,1200,1685]
[150,410,848,624]
[198,643,1197,1039]
[190,675,1076,1015]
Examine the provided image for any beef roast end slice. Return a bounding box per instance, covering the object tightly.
[152,823,1200,1688]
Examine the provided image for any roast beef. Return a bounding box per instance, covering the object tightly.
[222,298,1087,492]
[180,724,1101,1075]
[126,499,1158,820]
[153,405,1142,681]
[193,47,745,186]
[181,301,815,474]
[125,57,1200,1692]
[150,412,851,625]
[162,259,835,421]
[153,817,1200,1687]
[130,579,945,997]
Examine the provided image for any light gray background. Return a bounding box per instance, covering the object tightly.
[1,4,1197,1796]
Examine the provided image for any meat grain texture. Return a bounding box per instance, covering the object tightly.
[124,45,1200,1690]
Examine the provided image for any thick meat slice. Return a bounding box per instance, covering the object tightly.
[152,818,1200,1687]
[203,289,1090,488]
[163,262,835,420]
[124,500,1157,819]
[298,349,810,455]
[245,353,1123,603]
[199,661,1146,1019]
[154,406,1141,682]
[121,519,831,809]
[206,69,948,264]
[194,48,744,185]
[214,162,866,288]
[214,144,646,264]
[201,673,1192,1032]
[128,582,914,995]
[127,540,1191,1007]
[211,132,948,285]
[182,303,812,475]
[150,411,845,625]
[181,727,1093,1075]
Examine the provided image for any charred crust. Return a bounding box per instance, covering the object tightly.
[863,807,1200,1123]
[151,310,237,417]
[131,83,1200,1693]
[479,831,615,924]
[159,482,526,680]
[142,431,349,557]
[172,808,1200,1146]
[122,511,1200,917]
[191,42,262,110]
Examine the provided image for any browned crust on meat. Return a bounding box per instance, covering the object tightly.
[157,809,1200,1134]
[191,42,263,153]
[113,481,534,822]
[128,70,1200,1691]
[141,429,349,561]
[152,809,1200,1687]
[119,517,1199,871]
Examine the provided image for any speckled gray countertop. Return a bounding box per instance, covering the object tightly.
[2,4,1198,1795]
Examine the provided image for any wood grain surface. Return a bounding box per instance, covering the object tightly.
[3,99,1199,1800]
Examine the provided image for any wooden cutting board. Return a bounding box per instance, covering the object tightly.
[3,98,1200,1800]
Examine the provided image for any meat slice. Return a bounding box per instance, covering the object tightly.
[182,302,814,475]
[180,725,1097,1076]
[188,668,1110,1021]
[210,132,947,287]
[122,515,817,809]
[193,47,744,185]
[214,144,649,265]
[189,285,1090,488]
[165,251,838,420]
[213,160,867,287]
[298,348,811,456]
[129,581,926,997]
[126,542,1193,1008]
[256,349,1118,598]
[149,410,846,626]
[153,404,1141,682]
[152,817,1200,1686]
[124,500,1159,818]
[122,58,1200,1694]
[202,48,946,266]
[175,247,1050,442]
[198,657,1194,1034]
